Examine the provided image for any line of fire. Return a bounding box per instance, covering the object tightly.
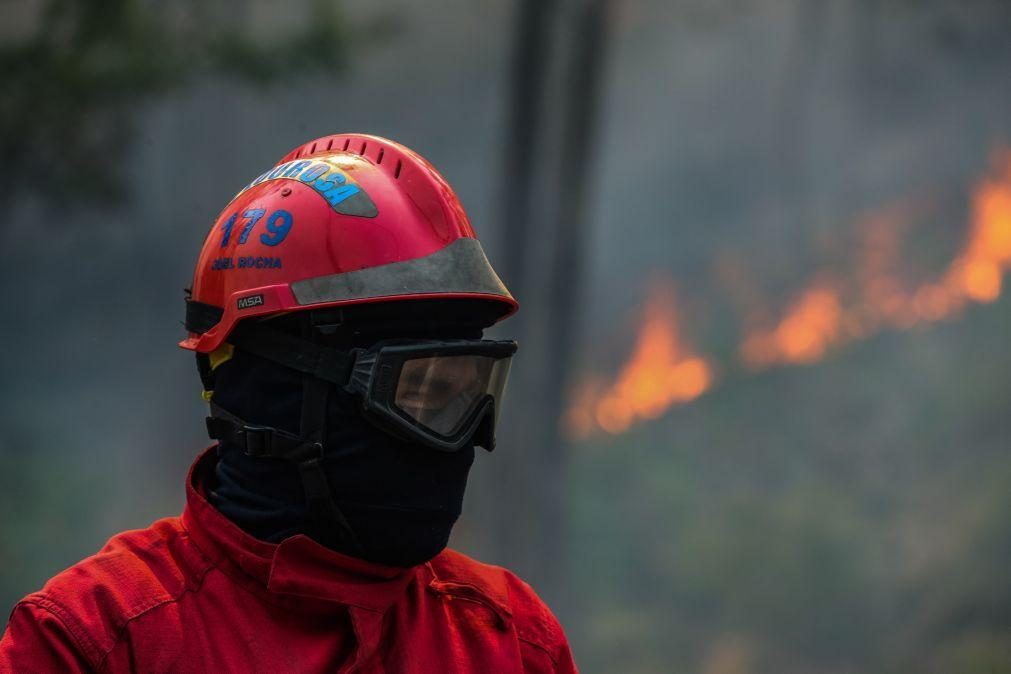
[569,146,1011,438]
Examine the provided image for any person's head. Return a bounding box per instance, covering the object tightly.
[180,134,517,566]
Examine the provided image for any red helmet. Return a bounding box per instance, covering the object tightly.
[181,133,517,353]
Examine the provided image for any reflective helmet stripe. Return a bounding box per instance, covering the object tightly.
[290,238,513,308]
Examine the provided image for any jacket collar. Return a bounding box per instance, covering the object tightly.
[181,447,418,613]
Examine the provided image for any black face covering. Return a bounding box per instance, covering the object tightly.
[208,345,476,568]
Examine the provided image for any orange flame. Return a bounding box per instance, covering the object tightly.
[566,282,715,438]
[945,150,1011,303]
[740,148,1011,370]
[568,146,1011,438]
[740,282,844,368]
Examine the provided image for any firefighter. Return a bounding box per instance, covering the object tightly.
[0,134,577,673]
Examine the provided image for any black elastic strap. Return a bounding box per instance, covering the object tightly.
[297,458,358,547]
[299,375,328,445]
[296,374,362,552]
[228,323,356,386]
[206,401,361,551]
[204,321,362,553]
[206,403,308,458]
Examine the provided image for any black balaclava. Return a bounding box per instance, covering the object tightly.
[206,302,495,568]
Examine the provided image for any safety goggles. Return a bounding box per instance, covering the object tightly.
[346,339,518,452]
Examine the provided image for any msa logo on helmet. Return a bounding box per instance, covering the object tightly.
[236,155,379,218]
[236,294,265,310]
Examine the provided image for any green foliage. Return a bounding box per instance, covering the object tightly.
[0,0,349,205]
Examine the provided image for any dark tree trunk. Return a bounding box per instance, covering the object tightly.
[536,0,612,608]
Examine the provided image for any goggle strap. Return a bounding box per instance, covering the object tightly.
[228,322,355,386]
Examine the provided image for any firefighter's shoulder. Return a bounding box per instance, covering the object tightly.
[8,516,206,668]
[429,548,575,670]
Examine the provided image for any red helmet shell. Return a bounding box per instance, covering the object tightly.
[180,134,516,353]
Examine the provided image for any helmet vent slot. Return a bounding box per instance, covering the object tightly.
[394,159,403,179]
[309,142,317,154]
[325,138,334,150]
[377,148,385,164]
[342,138,351,151]
[359,140,368,155]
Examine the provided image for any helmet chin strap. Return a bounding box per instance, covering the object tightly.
[204,333,363,553]
[294,374,360,550]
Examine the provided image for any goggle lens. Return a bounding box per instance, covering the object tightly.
[394,354,512,437]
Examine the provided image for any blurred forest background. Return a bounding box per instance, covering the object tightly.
[2,1,1011,672]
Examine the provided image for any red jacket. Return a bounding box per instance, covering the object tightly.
[1,449,577,673]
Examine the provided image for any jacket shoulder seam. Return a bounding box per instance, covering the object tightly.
[17,595,105,669]
[503,571,564,665]
[516,632,561,666]
[94,532,217,672]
